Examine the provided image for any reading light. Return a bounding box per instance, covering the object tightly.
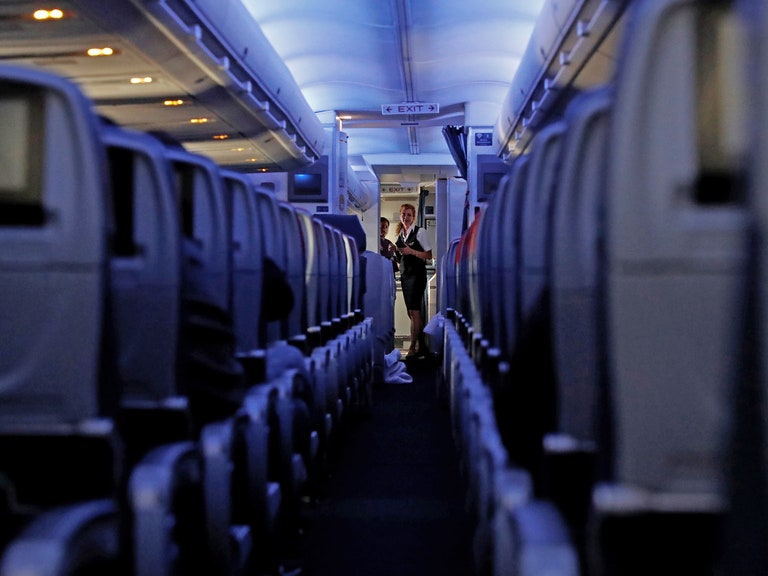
[130,77,153,84]
[190,117,209,124]
[163,99,184,106]
[212,134,229,140]
[87,47,114,57]
[33,9,64,20]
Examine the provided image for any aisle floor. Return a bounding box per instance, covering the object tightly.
[298,355,473,575]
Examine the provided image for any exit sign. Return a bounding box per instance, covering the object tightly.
[381,102,440,115]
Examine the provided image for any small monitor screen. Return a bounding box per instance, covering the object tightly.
[476,154,508,202]
[483,172,504,197]
[293,173,322,197]
[288,156,328,203]
[0,85,45,225]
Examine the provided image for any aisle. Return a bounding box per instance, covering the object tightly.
[299,355,473,575]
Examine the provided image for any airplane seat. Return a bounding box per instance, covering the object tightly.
[463,214,484,360]
[362,251,397,387]
[492,499,579,576]
[490,156,529,465]
[468,389,510,573]
[223,171,265,356]
[129,442,210,576]
[591,0,748,573]
[493,157,529,364]
[103,133,233,574]
[199,421,252,576]
[454,226,474,328]
[232,398,283,575]
[312,220,333,340]
[278,202,307,342]
[0,66,126,569]
[253,190,288,347]
[0,500,122,576]
[476,437,533,576]
[472,160,513,362]
[294,209,322,349]
[443,318,464,443]
[326,226,344,325]
[439,238,461,314]
[323,226,360,415]
[356,316,375,409]
[155,146,250,436]
[158,143,285,575]
[713,3,768,573]
[247,371,311,551]
[177,282,247,432]
[475,197,498,366]
[547,87,613,545]
[506,122,566,493]
[311,216,373,414]
[99,124,198,469]
[438,241,460,400]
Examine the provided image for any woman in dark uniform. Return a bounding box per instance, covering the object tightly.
[395,203,432,358]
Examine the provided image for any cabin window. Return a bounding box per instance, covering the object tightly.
[0,83,45,225]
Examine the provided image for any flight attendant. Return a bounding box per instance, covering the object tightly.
[395,203,432,358]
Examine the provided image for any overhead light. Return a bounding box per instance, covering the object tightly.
[231,147,245,152]
[130,76,153,84]
[338,115,352,120]
[190,117,209,124]
[87,47,114,57]
[163,99,184,107]
[212,134,229,140]
[33,9,64,20]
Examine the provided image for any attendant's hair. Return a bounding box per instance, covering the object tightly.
[395,203,416,235]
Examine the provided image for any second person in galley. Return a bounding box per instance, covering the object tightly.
[395,203,432,359]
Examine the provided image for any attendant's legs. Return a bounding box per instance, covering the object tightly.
[409,309,423,356]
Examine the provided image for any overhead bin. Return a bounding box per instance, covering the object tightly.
[494,0,627,160]
[74,0,326,171]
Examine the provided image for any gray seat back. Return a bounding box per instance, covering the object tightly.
[0,66,109,429]
[551,87,612,451]
[279,202,306,340]
[606,0,748,497]
[496,157,529,361]
[254,189,285,345]
[223,170,264,354]
[102,125,182,405]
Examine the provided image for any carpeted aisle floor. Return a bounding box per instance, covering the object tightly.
[298,355,473,576]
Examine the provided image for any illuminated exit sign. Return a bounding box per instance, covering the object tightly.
[381,102,440,115]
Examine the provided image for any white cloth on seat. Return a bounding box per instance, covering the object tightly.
[384,360,412,384]
[385,348,401,367]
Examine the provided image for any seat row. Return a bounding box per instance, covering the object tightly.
[0,63,374,576]
[440,0,758,574]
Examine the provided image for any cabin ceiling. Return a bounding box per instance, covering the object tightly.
[0,0,544,188]
[245,0,544,187]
